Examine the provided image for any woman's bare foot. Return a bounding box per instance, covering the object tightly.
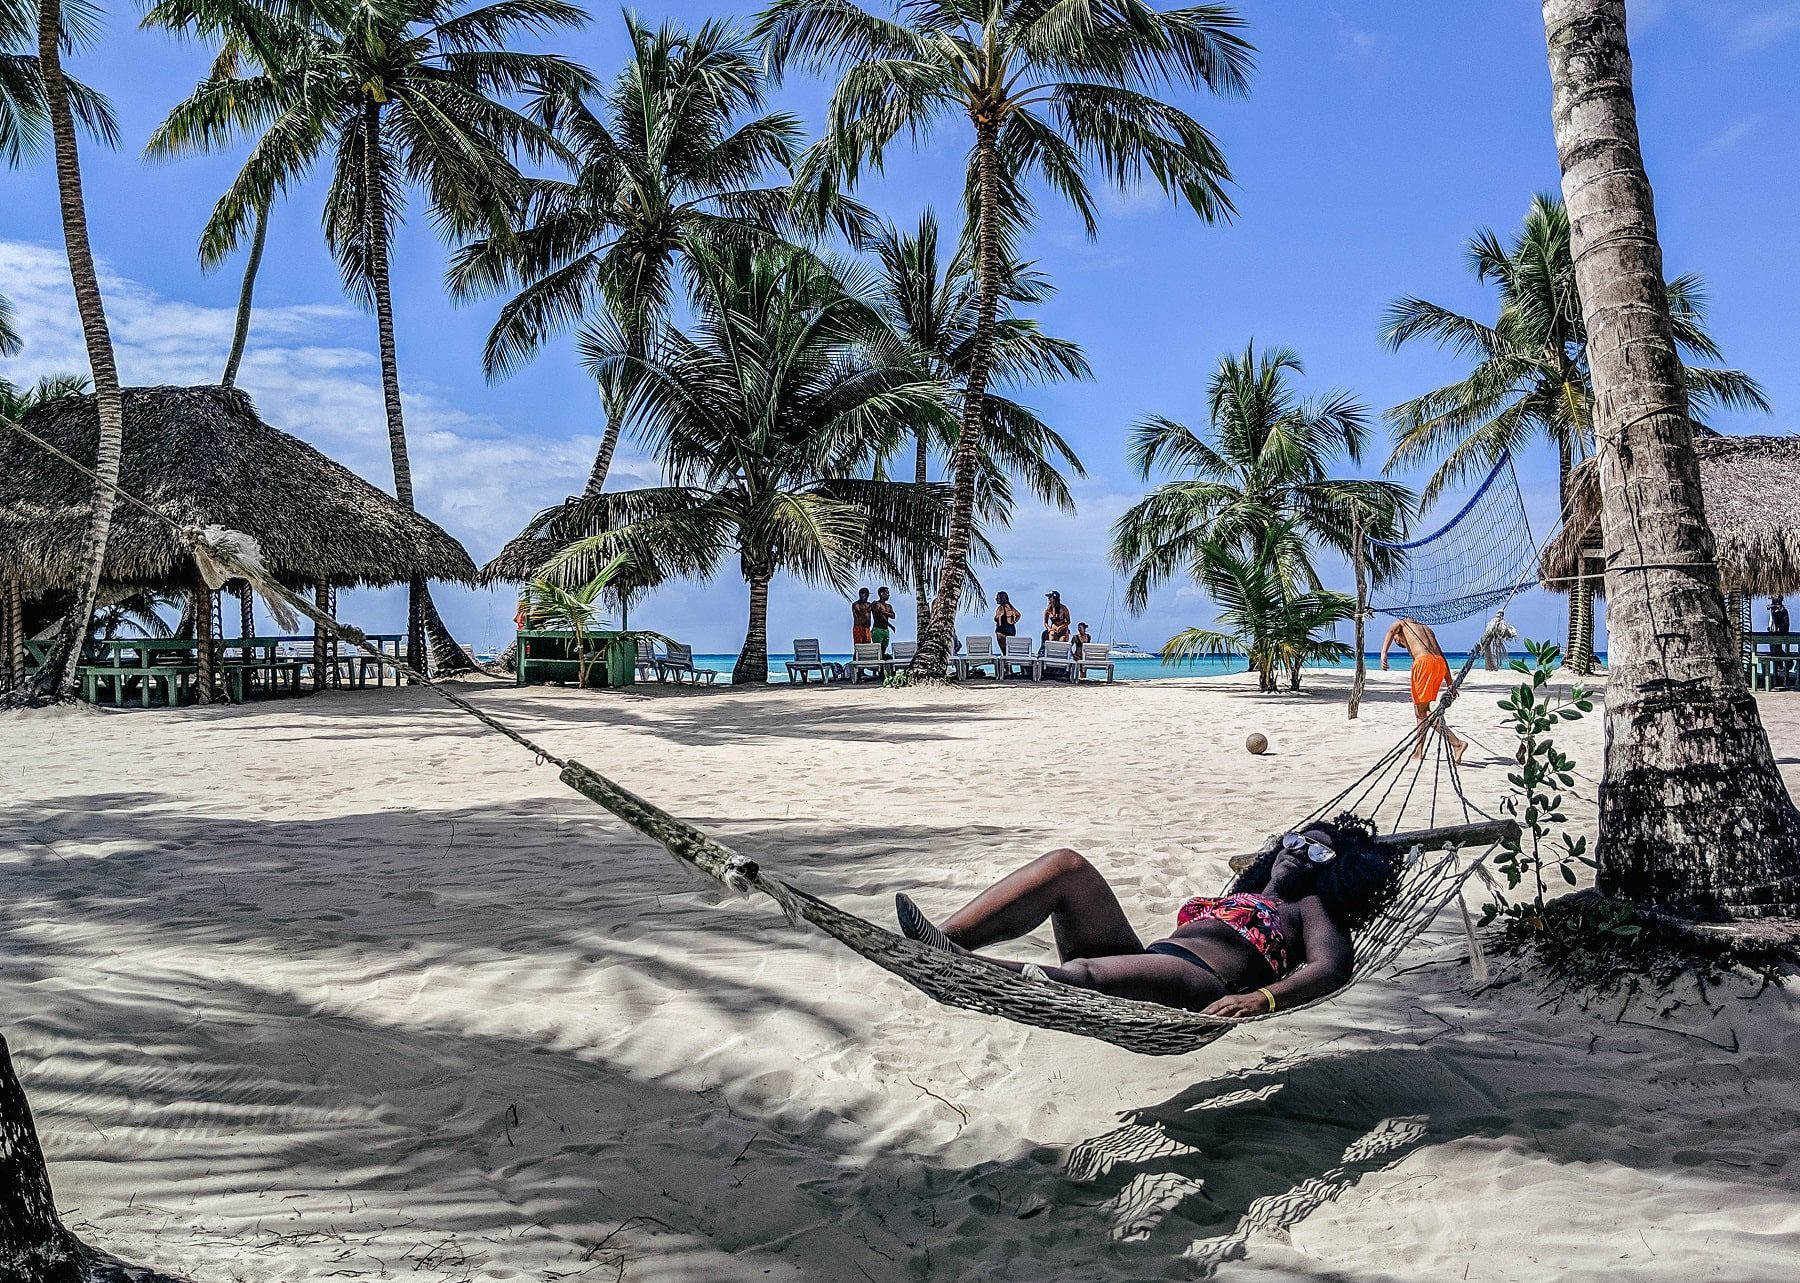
[896,894,969,955]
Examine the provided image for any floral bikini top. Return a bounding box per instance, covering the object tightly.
[1175,892,1292,978]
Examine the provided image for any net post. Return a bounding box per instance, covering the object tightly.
[1349,515,1368,720]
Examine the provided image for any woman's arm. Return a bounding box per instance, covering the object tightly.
[1202,898,1352,1017]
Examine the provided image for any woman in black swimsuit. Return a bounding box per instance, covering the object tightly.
[993,591,1020,642]
[897,814,1399,1018]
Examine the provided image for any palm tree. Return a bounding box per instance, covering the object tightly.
[450,15,803,498]
[1161,524,1353,694]
[0,292,18,354]
[1,0,113,165]
[757,0,1254,676]
[143,0,305,387]
[150,0,593,674]
[0,371,87,419]
[1112,344,1411,615]
[867,210,1087,639]
[522,243,955,685]
[1383,193,1766,672]
[1541,0,1800,913]
[1,0,125,705]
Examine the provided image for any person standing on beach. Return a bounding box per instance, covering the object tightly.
[852,588,875,647]
[1043,591,1071,649]
[1073,622,1092,657]
[993,591,1021,647]
[1380,617,1468,763]
[872,587,897,657]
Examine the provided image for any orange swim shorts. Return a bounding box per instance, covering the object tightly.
[854,625,872,645]
[1411,653,1450,706]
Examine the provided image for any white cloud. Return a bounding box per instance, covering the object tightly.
[1699,116,1762,163]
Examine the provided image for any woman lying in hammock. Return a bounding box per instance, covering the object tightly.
[896,813,1401,1018]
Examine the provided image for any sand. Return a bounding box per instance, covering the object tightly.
[3,667,1799,1282]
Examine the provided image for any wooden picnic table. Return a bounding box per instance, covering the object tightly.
[1748,632,1800,692]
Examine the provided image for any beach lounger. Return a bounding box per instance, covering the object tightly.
[786,638,837,684]
[1075,642,1115,683]
[889,640,916,666]
[634,636,663,682]
[955,635,998,680]
[1038,639,1076,682]
[658,643,717,685]
[849,642,888,683]
[997,635,1037,681]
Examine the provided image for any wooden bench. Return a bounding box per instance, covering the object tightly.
[80,665,191,708]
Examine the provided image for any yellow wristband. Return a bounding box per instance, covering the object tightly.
[1258,987,1276,1012]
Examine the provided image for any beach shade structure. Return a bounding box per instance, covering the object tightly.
[0,385,476,695]
[1542,433,1800,602]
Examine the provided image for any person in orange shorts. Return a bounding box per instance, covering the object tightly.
[1380,617,1468,763]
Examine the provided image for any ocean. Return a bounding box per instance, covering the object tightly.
[647,650,1563,685]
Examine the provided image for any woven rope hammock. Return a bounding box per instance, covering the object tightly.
[4,416,1521,1056]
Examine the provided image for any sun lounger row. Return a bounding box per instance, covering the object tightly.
[633,638,718,685]
[780,636,1114,684]
[957,636,1114,682]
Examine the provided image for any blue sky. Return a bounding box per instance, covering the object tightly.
[3,0,1796,657]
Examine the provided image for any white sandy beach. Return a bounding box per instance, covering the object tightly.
[4,668,1800,1281]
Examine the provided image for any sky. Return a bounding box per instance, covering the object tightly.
[3,0,1797,658]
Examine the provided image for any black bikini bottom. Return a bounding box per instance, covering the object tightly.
[1146,941,1225,980]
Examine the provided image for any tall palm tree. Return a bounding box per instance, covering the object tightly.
[1,0,124,705]
[522,243,955,685]
[757,0,1254,676]
[0,291,19,354]
[1112,344,1411,614]
[1383,193,1766,671]
[868,210,1087,639]
[143,0,301,387]
[0,0,113,164]
[1161,523,1353,694]
[151,0,594,674]
[1541,0,1800,913]
[451,15,802,498]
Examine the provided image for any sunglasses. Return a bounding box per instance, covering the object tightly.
[1281,832,1338,864]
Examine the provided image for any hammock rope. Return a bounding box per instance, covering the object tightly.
[3,413,1526,1056]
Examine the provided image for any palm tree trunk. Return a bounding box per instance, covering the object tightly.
[584,390,623,496]
[360,102,471,678]
[1557,441,1598,675]
[238,584,255,640]
[1543,0,1800,916]
[0,1034,83,1281]
[220,202,268,388]
[192,570,216,704]
[733,563,771,685]
[912,117,1002,678]
[912,428,930,642]
[24,0,123,705]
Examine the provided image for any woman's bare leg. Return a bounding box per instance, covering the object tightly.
[1041,954,1228,1011]
[940,848,1144,961]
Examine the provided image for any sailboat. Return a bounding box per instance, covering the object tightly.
[1099,580,1159,661]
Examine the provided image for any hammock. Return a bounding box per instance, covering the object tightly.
[1368,454,1539,625]
[4,416,1522,1057]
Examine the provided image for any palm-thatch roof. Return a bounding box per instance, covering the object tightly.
[480,527,567,586]
[0,385,477,592]
[1541,433,1800,598]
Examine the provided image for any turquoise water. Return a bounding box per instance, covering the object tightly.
[669,650,1563,685]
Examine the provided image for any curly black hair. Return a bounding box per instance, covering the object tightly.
[1227,812,1403,932]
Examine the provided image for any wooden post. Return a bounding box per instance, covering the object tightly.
[1,583,17,690]
[1349,516,1368,720]
[238,583,254,641]
[313,580,329,692]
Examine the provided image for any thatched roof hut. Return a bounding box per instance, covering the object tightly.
[0,385,477,593]
[480,528,564,586]
[1541,433,1800,599]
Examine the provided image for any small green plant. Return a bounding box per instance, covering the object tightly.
[1481,639,1605,934]
[521,555,628,686]
[883,668,911,689]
